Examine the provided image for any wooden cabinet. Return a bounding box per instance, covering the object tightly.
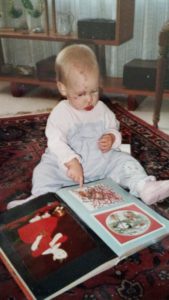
[0,0,137,101]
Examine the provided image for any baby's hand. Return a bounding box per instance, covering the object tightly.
[98,133,115,153]
[65,158,84,187]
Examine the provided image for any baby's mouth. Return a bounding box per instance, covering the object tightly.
[84,105,94,111]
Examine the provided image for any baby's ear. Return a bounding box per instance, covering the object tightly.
[57,81,67,96]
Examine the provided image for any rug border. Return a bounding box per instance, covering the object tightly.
[109,102,169,142]
[0,102,169,143]
[0,112,49,122]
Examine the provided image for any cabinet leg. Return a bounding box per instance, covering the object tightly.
[127,95,138,110]
[10,83,26,97]
[127,95,146,111]
[10,83,35,97]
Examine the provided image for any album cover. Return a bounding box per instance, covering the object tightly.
[1,178,169,299]
[0,192,118,300]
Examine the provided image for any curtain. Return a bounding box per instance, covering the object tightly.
[0,0,169,77]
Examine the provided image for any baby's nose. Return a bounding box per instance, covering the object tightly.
[87,93,93,103]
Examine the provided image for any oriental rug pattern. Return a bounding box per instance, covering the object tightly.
[0,102,169,300]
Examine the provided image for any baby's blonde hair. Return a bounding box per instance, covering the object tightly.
[55,44,99,84]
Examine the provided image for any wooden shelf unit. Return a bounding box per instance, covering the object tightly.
[0,0,137,106]
[0,0,135,45]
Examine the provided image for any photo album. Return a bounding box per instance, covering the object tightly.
[1,178,169,299]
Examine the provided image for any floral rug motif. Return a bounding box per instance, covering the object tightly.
[0,102,169,300]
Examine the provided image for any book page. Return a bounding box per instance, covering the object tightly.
[57,178,169,257]
[0,193,116,299]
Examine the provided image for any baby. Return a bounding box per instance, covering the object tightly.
[8,44,169,209]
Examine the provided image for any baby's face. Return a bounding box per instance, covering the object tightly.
[65,67,99,111]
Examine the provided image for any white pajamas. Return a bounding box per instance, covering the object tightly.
[31,100,151,197]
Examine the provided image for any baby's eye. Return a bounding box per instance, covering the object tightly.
[92,90,99,95]
[78,92,86,97]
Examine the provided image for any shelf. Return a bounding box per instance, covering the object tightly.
[0,75,56,89]
[102,77,164,96]
[1,75,169,97]
[0,30,128,46]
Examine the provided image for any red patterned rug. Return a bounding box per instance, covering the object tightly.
[0,102,169,300]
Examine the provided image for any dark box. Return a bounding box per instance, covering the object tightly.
[36,55,56,82]
[123,59,157,90]
[77,18,116,40]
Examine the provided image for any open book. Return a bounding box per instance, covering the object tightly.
[1,178,169,299]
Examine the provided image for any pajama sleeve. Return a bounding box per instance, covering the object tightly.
[45,103,81,168]
[102,103,122,149]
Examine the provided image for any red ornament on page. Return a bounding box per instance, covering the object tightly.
[18,215,67,257]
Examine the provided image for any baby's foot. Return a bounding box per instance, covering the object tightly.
[139,180,169,205]
[7,195,36,209]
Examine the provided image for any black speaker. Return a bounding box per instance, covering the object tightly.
[77,18,116,40]
[36,56,56,82]
[123,59,157,90]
